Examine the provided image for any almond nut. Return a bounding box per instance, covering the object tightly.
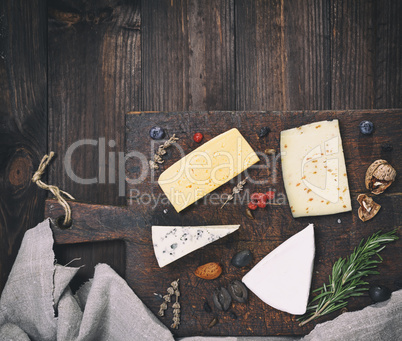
[194,262,222,280]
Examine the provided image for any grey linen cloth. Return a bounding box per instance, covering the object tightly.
[1,220,401,341]
[0,219,174,341]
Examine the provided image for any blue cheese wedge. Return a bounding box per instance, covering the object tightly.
[280,120,352,217]
[242,224,315,315]
[152,225,240,267]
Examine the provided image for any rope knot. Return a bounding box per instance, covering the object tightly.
[32,152,75,227]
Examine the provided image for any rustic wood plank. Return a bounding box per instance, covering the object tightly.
[47,0,141,288]
[235,0,333,110]
[48,0,141,206]
[235,0,402,111]
[373,0,402,108]
[0,0,47,292]
[330,0,376,109]
[235,0,289,110]
[283,0,332,110]
[46,110,401,337]
[141,0,235,111]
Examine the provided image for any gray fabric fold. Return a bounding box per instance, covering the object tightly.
[302,290,402,341]
[0,219,174,341]
[0,219,401,341]
[0,220,57,340]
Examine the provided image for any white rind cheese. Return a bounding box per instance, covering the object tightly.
[152,225,240,267]
[158,129,259,212]
[280,120,352,217]
[242,224,315,315]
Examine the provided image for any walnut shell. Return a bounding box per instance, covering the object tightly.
[357,194,381,222]
[365,160,396,195]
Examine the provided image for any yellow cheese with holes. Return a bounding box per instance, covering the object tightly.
[158,128,260,212]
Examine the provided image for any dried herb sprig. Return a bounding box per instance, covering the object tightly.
[298,229,398,326]
[149,135,179,170]
[221,177,248,209]
[158,286,174,316]
[170,279,180,329]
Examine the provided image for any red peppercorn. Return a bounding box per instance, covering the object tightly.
[248,202,258,210]
[258,193,267,203]
[193,132,203,143]
[250,193,260,203]
[265,191,275,201]
[257,201,266,208]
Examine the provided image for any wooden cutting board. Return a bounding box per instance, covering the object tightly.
[45,110,401,337]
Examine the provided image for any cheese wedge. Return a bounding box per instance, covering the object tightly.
[158,129,259,212]
[280,120,351,217]
[152,225,240,267]
[242,224,315,315]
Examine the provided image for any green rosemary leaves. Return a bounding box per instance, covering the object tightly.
[298,229,399,326]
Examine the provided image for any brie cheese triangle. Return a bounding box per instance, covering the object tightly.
[152,225,240,267]
[242,224,315,315]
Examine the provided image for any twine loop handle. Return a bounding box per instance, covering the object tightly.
[32,152,75,226]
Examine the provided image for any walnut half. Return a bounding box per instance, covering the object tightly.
[357,194,381,222]
[365,160,396,195]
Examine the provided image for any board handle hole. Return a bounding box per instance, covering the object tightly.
[56,215,72,229]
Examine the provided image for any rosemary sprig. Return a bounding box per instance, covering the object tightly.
[298,229,398,326]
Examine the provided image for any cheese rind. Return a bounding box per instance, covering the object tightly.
[158,129,259,212]
[280,120,351,217]
[242,224,315,315]
[152,225,240,267]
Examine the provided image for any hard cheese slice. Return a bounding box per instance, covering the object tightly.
[242,224,315,315]
[158,128,259,212]
[152,225,240,267]
[280,119,351,217]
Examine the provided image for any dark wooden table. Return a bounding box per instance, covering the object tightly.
[1,0,401,337]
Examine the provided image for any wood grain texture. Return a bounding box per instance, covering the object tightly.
[283,0,332,110]
[46,110,402,337]
[142,0,235,111]
[235,0,289,110]
[373,0,402,108]
[235,0,402,111]
[2,0,402,337]
[47,0,141,288]
[0,0,47,292]
[330,0,375,109]
[48,0,141,206]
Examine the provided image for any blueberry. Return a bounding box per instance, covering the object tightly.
[258,127,271,138]
[149,126,165,140]
[369,285,391,303]
[359,120,374,135]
